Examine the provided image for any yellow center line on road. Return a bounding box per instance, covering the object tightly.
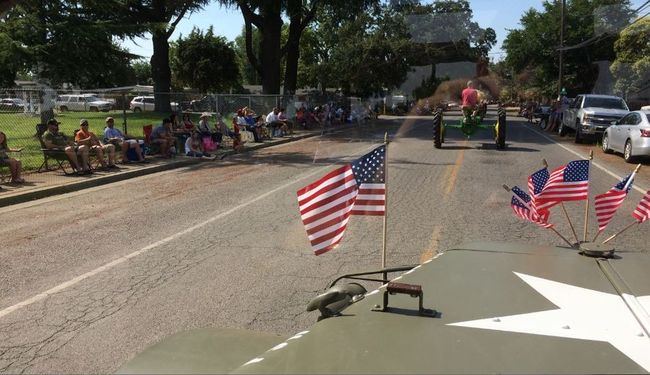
[438,164,452,191]
[419,226,441,264]
[444,139,468,197]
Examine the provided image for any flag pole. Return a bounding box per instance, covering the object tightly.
[382,132,389,275]
[593,164,641,242]
[503,184,574,248]
[543,159,579,243]
[583,150,593,242]
[602,220,639,244]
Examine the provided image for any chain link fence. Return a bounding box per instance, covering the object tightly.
[0,88,377,180]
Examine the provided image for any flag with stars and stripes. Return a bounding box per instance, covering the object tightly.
[632,190,650,223]
[535,160,590,210]
[528,166,549,213]
[511,186,553,228]
[297,145,386,255]
[594,174,634,232]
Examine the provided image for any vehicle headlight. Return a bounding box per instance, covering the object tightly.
[582,114,591,124]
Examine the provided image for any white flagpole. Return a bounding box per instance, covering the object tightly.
[602,220,639,244]
[382,132,389,272]
[543,159,579,243]
[583,150,593,242]
[593,164,641,242]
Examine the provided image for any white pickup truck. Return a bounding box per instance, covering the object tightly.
[56,94,113,112]
[558,94,629,143]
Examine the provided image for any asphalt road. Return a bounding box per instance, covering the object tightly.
[0,112,648,373]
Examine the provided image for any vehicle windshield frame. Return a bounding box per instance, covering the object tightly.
[583,97,628,110]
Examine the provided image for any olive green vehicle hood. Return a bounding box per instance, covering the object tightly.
[118,241,650,374]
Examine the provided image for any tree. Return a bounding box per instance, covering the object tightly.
[224,0,283,94]
[132,59,153,85]
[115,0,210,111]
[297,3,412,96]
[0,0,139,88]
[503,0,633,98]
[222,0,377,94]
[398,0,496,97]
[610,18,650,103]
[297,0,495,98]
[234,25,262,85]
[173,26,241,93]
[282,0,319,95]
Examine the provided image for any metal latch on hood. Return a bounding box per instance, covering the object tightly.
[373,282,437,317]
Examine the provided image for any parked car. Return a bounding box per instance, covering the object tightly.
[559,94,629,143]
[601,110,650,162]
[130,96,180,112]
[0,98,26,112]
[56,94,112,112]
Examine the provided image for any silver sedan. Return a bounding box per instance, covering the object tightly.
[602,110,650,162]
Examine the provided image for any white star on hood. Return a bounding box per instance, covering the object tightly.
[448,272,650,372]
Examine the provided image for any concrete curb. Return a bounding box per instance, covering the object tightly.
[0,159,200,208]
[0,130,322,208]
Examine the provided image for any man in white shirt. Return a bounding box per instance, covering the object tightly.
[266,107,283,137]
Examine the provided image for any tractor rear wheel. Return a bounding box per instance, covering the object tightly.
[433,108,443,149]
[496,108,507,150]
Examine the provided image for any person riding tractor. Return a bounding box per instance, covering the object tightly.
[433,79,506,150]
[461,80,479,122]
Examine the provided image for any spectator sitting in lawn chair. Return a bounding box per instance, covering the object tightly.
[296,107,307,129]
[75,119,117,170]
[198,112,223,145]
[150,118,177,157]
[243,107,263,142]
[278,107,293,135]
[265,107,287,137]
[103,117,145,163]
[0,131,25,183]
[43,119,91,175]
[231,115,244,152]
[182,113,195,131]
[185,131,216,160]
[215,113,235,141]
[235,109,258,143]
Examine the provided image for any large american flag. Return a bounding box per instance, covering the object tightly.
[632,190,650,223]
[528,166,549,213]
[297,145,386,255]
[535,160,590,210]
[594,174,634,232]
[511,186,553,228]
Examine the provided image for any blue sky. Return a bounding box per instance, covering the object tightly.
[122,0,646,61]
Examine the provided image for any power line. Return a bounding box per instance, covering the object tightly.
[633,0,650,13]
[557,5,649,52]
[627,9,649,27]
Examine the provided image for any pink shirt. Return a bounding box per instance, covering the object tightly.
[461,88,478,107]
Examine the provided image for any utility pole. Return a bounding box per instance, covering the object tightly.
[558,0,566,97]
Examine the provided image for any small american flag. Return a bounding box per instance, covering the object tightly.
[297,145,386,255]
[528,167,549,213]
[536,160,590,210]
[632,190,650,223]
[511,186,553,228]
[594,174,634,232]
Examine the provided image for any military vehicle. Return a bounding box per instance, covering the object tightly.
[118,241,650,374]
[433,106,507,150]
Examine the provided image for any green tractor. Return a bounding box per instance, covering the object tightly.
[433,106,507,150]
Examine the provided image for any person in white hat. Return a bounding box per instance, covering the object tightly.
[198,112,212,136]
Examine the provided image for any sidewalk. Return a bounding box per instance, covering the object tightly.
[0,128,322,208]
